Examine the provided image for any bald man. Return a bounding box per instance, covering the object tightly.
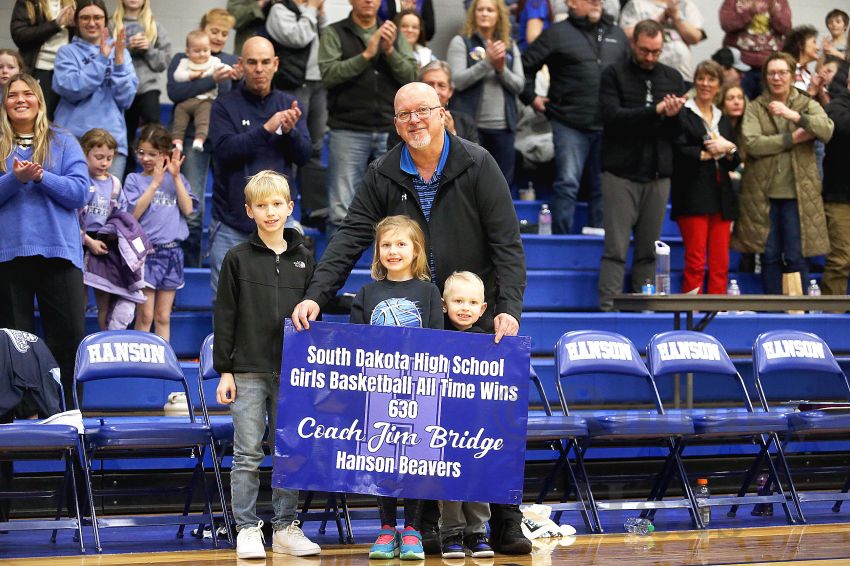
[292,83,529,554]
[208,36,312,294]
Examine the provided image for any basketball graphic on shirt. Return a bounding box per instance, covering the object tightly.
[370,298,423,327]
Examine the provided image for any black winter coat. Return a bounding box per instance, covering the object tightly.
[600,59,685,182]
[214,229,316,375]
[823,92,850,204]
[303,134,526,331]
[520,14,630,131]
[671,105,740,220]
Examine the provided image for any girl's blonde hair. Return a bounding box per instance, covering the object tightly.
[462,0,512,48]
[25,0,75,24]
[114,0,158,46]
[0,74,52,173]
[371,216,430,282]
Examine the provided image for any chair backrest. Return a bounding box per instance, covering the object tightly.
[753,330,850,407]
[199,333,218,381]
[554,330,652,414]
[75,330,184,383]
[648,331,737,377]
[555,330,648,378]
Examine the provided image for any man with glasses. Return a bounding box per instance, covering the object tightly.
[292,82,528,554]
[597,19,686,311]
[319,0,418,235]
[207,36,311,294]
[520,0,629,234]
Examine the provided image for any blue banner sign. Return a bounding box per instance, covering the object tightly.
[273,321,531,504]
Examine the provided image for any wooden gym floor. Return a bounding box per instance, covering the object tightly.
[2,522,850,565]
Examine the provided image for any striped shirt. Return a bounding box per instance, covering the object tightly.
[400,131,451,279]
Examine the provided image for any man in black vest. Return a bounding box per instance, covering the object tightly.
[318,0,418,233]
[520,0,630,234]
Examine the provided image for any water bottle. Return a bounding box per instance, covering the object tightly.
[654,241,671,295]
[641,279,655,295]
[807,279,822,314]
[624,517,655,535]
[695,478,711,525]
[538,204,552,235]
[727,279,740,296]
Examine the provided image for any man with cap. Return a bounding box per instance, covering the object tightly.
[712,46,750,88]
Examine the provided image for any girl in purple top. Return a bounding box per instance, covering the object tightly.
[123,123,196,341]
[80,128,127,330]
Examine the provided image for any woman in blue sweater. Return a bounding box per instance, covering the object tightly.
[0,73,89,409]
[52,0,139,178]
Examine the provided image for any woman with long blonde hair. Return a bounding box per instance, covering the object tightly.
[10,0,76,120]
[113,0,172,177]
[447,0,524,186]
[0,73,89,411]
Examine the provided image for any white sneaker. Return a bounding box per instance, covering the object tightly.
[272,520,321,556]
[236,521,266,559]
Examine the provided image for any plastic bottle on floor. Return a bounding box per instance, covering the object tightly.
[695,478,711,525]
[807,279,822,314]
[727,279,740,296]
[624,517,655,535]
[538,204,552,235]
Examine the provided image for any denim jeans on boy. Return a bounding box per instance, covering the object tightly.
[326,129,387,229]
[231,372,299,531]
[551,121,603,233]
[762,198,808,295]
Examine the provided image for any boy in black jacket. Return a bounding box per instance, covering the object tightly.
[438,271,493,558]
[213,170,321,559]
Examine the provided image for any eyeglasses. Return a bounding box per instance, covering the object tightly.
[394,106,441,123]
[78,14,106,23]
[135,149,162,159]
[767,70,791,78]
[636,47,663,57]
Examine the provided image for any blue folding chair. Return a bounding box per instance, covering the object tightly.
[73,330,230,551]
[647,330,798,525]
[751,329,850,521]
[199,333,354,543]
[0,382,90,552]
[527,363,595,532]
[554,330,701,531]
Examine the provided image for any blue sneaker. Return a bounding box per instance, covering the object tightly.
[441,533,467,559]
[400,527,425,560]
[369,526,400,559]
[465,533,494,558]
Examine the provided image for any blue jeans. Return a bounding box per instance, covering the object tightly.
[230,372,299,531]
[478,128,515,187]
[182,146,211,267]
[208,220,251,296]
[551,122,603,233]
[762,198,807,295]
[326,129,387,228]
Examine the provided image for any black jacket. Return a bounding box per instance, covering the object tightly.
[520,14,630,131]
[11,0,75,72]
[600,59,685,182]
[303,134,526,330]
[214,229,316,374]
[0,328,62,417]
[671,106,740,220]
[824,92,850,203]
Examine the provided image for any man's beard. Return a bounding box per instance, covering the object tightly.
[407,129,432,149]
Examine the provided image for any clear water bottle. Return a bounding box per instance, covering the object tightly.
[695,478,711,525]
[808,279,822,314]
[538,204,552,235]
[654,241,671,294]
[727,279,740,296]
[624,517,655,535]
